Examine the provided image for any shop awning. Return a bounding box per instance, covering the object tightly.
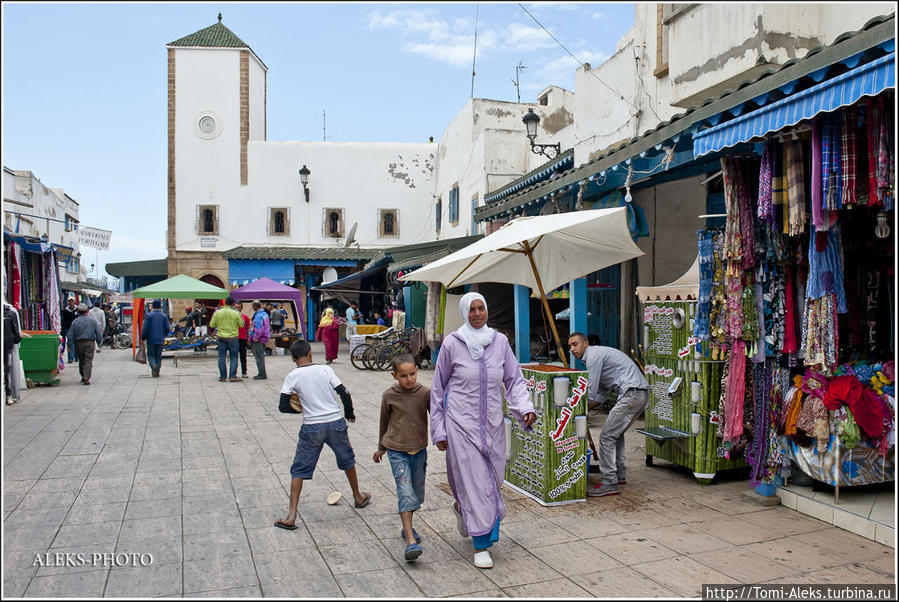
[693,51,896,158]
[312,257,391,293]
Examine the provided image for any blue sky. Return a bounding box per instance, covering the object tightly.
[2,2,635,278]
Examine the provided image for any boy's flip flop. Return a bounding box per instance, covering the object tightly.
[274,520,298,530]
[354,492,372,508]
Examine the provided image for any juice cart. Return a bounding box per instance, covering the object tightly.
[635,260,747,484]
[504,363,589,505]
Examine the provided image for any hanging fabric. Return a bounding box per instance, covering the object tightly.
[840,106,858,207]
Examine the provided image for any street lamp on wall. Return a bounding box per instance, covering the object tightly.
[299,164,311,203]
[522,108,561,160]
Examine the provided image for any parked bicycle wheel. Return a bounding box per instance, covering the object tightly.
[362,344,381,370]
[377,344,411,371]
[350,343,370,370]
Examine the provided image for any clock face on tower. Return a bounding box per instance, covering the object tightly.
[193,111,222,139]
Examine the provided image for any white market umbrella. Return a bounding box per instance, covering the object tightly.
[401,207,645,366]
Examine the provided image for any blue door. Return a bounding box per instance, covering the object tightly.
[587,264,620,347]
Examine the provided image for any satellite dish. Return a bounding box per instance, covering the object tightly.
[344,222,359,248]
[322,267,338,284]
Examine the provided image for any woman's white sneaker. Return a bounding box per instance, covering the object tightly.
[473,550,493,569]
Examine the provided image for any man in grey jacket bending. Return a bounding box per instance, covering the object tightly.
[568,332,648,498]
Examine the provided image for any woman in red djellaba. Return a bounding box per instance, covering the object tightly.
[316,307,340,364]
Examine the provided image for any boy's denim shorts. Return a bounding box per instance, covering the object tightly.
[387,448,427,514]
[290,418,355,479]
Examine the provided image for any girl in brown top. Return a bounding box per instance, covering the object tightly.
[373,353,430,562]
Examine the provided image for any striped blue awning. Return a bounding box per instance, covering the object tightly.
[693,51,895,158]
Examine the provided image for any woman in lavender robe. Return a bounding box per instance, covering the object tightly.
[431,292,536,569]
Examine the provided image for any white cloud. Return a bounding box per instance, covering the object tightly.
[526,49,609,90]
[368,9,450,41]
[501,22,556,51]
[591,10,608,21]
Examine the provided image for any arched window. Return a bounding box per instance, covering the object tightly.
[274,211,285,234]
[329,212,340,235]
[383,212,394,235]
[202,208,215,233]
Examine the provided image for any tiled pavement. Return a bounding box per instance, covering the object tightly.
[3,343,895,598]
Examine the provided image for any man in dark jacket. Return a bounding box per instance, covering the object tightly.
[70,304,103,384]
[141,299,171,378]
[61,297,78,363]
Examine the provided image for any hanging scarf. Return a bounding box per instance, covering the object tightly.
[723,339,747,443]
[866,96,881,206]
[781,264,798,354]
[694,228,716,341]
[757,141,774,223]
[456,292,495,360]
[318,307,335,327]
[806,225,848,313]
[823,113,843,210]
[875,93,894,209]
[9,242,21,308]
[840,106,858,206]
[770,142,787,218]
[785,139,806,236]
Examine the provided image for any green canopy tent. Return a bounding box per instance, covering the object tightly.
[130,274,230,358]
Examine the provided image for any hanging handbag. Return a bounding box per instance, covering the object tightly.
[135,342,147,364]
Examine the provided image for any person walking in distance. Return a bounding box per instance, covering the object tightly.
[249,301,270,380]
[270,302,286,332]
[88,302,106,352]
[70,303,103,384]
[209,297,244,382]
[567,333,649,497]
[316,307,340,364]
[141,299,170,378]
[236,301,251,379]
[274,339,372,530]
[61,296,78,364]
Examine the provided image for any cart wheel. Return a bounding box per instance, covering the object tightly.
[645,455,653,467]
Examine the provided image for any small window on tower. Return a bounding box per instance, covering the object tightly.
[379,209,399,237]
[197,205,219,235]
[323,208,344,238]
[269,207,289,236]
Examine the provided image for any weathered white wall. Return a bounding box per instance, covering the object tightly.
[667,4,887,108]
[248,53,266,142]
[435,92,577,238]
[174,48,242,250]
[245,141,434,248]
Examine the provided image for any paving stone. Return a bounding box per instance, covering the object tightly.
[319,539,396,574]
[335,566,425,597]
[118,516,181,544]
[63,501,127,526]
[50,520,120,548]
[183,586,263,597]
[630,555,739,598]
[4,526,60,551]
[571,566,680,598]
[116,536,183,565]
[401,558,496,597]
[530,539,623,576]
[245,525,314,555]
[183,530,251,561]
[29,477,86,493]
[583,532,679,565]
[23,568,108,598]
[4,505,67,529]
[635,523,732,555]
[105,561,182,597]
[306,516,379,546]
[183,551,259,593]
[689,546,798,583]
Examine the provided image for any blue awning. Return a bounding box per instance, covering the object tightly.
[693,51,895,158]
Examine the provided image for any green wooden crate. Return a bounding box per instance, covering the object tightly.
[19,332,62,384]
[503,364,588,505]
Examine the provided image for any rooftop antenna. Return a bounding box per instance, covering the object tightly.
[511,61,526,102]
[322,109,330,141]
[470,3,479,98]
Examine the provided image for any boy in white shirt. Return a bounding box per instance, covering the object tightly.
[275,339,372,530]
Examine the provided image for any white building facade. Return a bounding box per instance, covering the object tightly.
[166,17,434,290]
[3,166,83,277]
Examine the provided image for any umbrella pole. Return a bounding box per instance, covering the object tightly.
[523,244,568,369]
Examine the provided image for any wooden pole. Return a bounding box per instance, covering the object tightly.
[522,242,568,369]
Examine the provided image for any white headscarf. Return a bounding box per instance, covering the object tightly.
[456,292,495,360]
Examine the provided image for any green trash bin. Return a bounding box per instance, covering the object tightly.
[19,331,62,385]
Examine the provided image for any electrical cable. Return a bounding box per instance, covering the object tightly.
[518,3,642,114]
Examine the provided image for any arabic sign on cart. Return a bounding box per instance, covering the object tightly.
[504,364,588,505]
